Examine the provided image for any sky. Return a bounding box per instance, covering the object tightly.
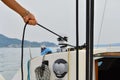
[1,0,120,46]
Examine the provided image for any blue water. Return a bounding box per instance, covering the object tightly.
[0,47,57,80]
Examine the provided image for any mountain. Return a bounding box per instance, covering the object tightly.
[95,43,120,47]
[0,34,58,48]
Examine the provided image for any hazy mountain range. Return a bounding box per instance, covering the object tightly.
[0,34,58,48]
[1,34,120,48]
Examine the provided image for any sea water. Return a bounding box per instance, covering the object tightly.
[0,47,57,80]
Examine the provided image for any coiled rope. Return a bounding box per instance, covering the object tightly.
[35,55,51,80]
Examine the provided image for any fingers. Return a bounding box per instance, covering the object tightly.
[27,19,37,25]
[23,16,29,23]
[23,13,37,25]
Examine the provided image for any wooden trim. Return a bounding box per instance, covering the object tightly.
[95,60,98,80]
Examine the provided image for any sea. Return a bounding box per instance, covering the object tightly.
[0,47,57,80]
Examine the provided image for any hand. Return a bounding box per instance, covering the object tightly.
[22,12,37,25]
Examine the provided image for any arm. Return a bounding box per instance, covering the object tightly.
[2,0,37,25]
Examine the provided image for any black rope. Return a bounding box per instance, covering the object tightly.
[37,23,86,49]
[21,22,28,80]
[37,23,66,41]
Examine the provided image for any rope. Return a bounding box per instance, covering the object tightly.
[97,0,108,48]
[27,60,31,80]
[27,55,51,80]
[37,23,64,40]
[21,22,28,80]
[35,55,51,80]
[35,64,51,80]
[67,48,70,80]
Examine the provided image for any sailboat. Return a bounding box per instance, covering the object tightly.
[10,0,120,80]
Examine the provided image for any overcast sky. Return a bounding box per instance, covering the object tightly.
[1,0,120,46]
